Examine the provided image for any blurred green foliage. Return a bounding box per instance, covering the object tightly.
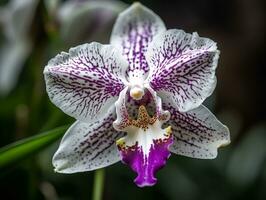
[0,0,265,200]
[0,125,68,170]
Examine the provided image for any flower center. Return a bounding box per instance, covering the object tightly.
[130,86,145,100]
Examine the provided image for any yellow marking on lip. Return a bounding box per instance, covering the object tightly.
[131,105,156,131]
[165,126,172,136]
[116,138,125,147]
[118,105,168,131]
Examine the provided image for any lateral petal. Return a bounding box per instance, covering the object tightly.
[146,29,219,112]
[44,42,127,122]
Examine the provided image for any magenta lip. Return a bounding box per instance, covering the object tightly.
[118,135,173,187]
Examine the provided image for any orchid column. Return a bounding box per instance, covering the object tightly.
[44,3,230,188]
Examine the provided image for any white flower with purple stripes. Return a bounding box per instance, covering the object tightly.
[44,3,230,187]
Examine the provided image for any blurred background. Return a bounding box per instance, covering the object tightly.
[0,0,265,199]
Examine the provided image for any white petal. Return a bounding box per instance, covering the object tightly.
[44,42,127,123]
[110,2,166,83]
[53,112,124,173]
[146,29,219,112]
[166,104,230,159]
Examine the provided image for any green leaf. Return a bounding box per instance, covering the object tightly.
[0,125,69,169]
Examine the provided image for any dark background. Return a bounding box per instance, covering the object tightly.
[0,0,265,199]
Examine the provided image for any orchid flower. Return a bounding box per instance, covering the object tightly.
[44,3,230,187]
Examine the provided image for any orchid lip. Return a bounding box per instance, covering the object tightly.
[115,105,173,187]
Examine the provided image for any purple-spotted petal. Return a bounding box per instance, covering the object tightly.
[146,29,219,112]
[115,104,172,187]
[44,42,127,122]
[52,111,124,173]
[165,104,230,159]
[110,3,166,84]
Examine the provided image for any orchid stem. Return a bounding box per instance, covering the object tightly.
[92,169,105,200]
